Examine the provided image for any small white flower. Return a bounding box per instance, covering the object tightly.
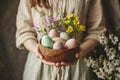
[84,57,95,67]
[98,33,108,45]
[109,34,119,45]
[96,71,105,79]
[111,59,120,66]
[113,36,119,45]
[104,45,109,53]
[106,48,116,60]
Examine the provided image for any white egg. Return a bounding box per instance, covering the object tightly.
[53,41,65,50]
[48,29,58,38]
[60,32,69,40]
[65,39,77,49]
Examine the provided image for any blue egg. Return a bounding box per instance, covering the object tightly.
[60,32,69,40]
[41,35,53,48]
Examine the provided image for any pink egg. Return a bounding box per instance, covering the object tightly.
[65,39,77,49]
[53,41,65,50]
[48,29,58,38]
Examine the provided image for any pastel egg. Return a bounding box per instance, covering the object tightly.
[53,41,64,50]
[65,39,77,49]
[60,32,69,40]
[48,29,58,38]
[41,35,53,48]
[52,37,66,44]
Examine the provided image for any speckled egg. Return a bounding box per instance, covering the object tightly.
[60,32,69,40]
[52,37,66,44]
[65,39,77,49]
[41,35,53,48]
[48,29,58,38]
[53,41,65,50]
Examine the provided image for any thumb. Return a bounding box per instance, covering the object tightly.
[75,51,83,59]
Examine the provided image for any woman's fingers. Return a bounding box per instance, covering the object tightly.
[36,52,43,59]
[60,50,83,66]
[60,59,77,66]
[41,58,56,66]
[75,51,83,59]
[55,62,61,67]
[75,52,81,59]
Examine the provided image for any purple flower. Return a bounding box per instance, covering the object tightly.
[33,24,39,30]
[50,15,60,22]
[45,16,50,27]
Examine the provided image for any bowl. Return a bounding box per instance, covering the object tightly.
[39,43,80,62]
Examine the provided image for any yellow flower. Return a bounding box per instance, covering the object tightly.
[73,19,79,25]
[66,14,74,19]
[63,18,67,21]
[66,26,73,33]
[73,15,79,20]
[76,25,86,31]
[64,20,70,24]
[80,25,86,31]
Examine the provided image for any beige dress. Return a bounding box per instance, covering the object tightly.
[16,0,106,80]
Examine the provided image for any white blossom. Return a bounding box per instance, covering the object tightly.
[96,71,105,79]
[85,32,120,80]
[106,48,116,60]
[111,60,120,66]
[84,57,95,67]
[109,34,119,45]
[98,33,108,45]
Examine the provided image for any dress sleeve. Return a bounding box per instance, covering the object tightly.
[85,0,106,41]
[16,0,37,49]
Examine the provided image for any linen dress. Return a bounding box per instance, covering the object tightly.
[16,0,106,80]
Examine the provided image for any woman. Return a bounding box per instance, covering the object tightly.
[16,0,106,80]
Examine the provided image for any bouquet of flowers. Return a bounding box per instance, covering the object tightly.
[34,14,85,62]
[85,30,120,80]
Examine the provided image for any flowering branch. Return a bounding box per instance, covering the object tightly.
[85,32,120,80]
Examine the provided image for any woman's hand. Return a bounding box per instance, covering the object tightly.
[23,39,60,66]
[35,44,56,66]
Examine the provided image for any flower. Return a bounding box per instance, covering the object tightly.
[62,14,85,38]
[85,32,120,80]
[98,33,108,45]
[66,14,74,19]
[109,34,119,45]
[66,26,73,33]
[34,13,85,39]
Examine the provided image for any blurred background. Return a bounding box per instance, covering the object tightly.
[0,0,119,80]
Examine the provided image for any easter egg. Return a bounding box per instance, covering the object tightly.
[65,39,77,49]
[60,32,69,40]
[41,35,53,48]
[52,37,66,44]
[48,29,58,38]
[53,41,64,50]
